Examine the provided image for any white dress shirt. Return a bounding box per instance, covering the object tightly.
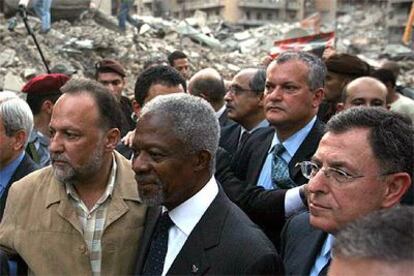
[161,177,219,275]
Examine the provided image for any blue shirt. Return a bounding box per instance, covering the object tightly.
[0,152,25,198]
[310,234,334,276]
[257,116,317,189]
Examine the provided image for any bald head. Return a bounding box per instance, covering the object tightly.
[188,68,225,110]
[337,77,387,112]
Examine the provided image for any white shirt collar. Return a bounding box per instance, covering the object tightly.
[215,104,226,119]
[165,176,219,236]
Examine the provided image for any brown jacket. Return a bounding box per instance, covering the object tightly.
[0,151,147,275]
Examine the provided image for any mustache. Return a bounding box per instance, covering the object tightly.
[135,174,162,185]
[50,153,69,163]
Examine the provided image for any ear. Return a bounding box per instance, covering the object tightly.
[312,88,324,108]
[199,93,209,101]
[103,128,121,152]
[381,172,412,208]
[132,99,141,117]
[193,150,211,172]
[12,130,27,151]
[41,100,54,115]
[257,93,265,107]
[336,102,344,113]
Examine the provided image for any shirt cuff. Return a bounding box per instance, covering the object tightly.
[284,186,306,218]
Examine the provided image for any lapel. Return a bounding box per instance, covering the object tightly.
[167,190,228,275]
[46,175,83,235]
[288,119,325,184]
[135,206,162,274]
[105,152,141,229]
[284,213,327,275]
[249,127,274,183]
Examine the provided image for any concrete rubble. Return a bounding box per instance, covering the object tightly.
[1,4,413,96]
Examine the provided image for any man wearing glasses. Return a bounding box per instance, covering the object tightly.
[229,51,325,247]
[220,68,269,154]
[281,107,413,275]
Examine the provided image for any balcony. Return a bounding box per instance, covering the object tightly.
[174,0,225,11]
[238,0,284,9]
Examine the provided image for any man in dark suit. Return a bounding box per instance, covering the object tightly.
[188,68,235,129]
[132,93,283,275]
[220,68,269,154]
[281,107,413,275]
[0,92,39,221]
[228,51,326,246]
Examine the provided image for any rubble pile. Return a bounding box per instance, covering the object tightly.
[0,5,413,96]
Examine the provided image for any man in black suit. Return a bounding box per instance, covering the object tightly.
[0,92,39,220]
[132,93,283,275]
[281,107,413,275]
[220,68,269,154]
[228,51,326,246]
[188,68,234,128]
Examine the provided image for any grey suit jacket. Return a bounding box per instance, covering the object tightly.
[135,189,284,275]
[281,212,327,275]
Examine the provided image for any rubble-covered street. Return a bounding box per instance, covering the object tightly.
[1,3,413,97]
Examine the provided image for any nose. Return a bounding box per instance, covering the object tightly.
[49,132,64,153]
[266,86,283,101]
[307,169,330,194]
[224,91,232,102]
[132,151,152,174]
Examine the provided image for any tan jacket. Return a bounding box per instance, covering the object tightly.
[0,151,147,275]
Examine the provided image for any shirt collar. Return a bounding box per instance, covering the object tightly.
[215,104,226,119]
[322,234,335,257]
[0,152,25,189]
[165,176,219,236]
[29,129,49,146]
[268,116,317,158]
[65,154,117,204]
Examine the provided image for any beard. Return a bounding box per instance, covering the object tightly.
[135,175,164,206]
[51,146,104,185]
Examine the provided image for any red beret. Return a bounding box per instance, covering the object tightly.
[95,58,126,77]
[22,73,70,95]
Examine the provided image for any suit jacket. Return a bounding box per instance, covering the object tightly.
[219,123,241,155]
[0,153,39,221]
[0,151,147,275]
[231,119,325,187]
[280,212,327,275]
[135,189,284,275]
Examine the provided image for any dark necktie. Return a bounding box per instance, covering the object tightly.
[142,212,174,276]
[238,131,250,149]
[271,144,295,189]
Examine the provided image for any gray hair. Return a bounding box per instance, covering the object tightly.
[139,93,220,174]
[0,91,34,146]
[249,68,266,94]
[326,107,413,181]
[333,206,414,262]
[275,51,327,90]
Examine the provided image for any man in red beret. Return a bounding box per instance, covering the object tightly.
[22,73,69,167]
[318,53,371,123]
[95,58,136,137]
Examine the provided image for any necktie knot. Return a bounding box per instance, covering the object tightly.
[157,212,174,234]
[273,143,285,156]
[238,131,250,149]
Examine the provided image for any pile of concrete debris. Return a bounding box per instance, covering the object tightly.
[0,4,413,96]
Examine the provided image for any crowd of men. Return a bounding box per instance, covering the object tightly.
[0,48,413,275]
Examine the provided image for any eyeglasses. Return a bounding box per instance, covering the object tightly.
[227,85,254,95]
[296,161,394,185]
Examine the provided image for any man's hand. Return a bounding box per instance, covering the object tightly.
[121,129,136,147]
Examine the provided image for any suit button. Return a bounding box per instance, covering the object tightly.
[79,245,88,255]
